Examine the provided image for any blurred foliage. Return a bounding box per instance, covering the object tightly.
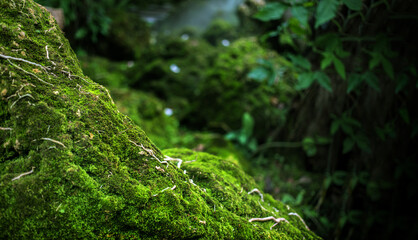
[248,0,418,239]
[69,0,417,239]
[127,31,296,142]
[35,0,190,58]
[79,55,247,167]
[202,19,238,46]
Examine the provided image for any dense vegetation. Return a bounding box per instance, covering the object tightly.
[31,0,418,239]
[0,1,320,239]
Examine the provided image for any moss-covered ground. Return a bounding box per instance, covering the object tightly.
[0,0,321,239]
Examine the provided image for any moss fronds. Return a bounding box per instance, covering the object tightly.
[0,0,321,239]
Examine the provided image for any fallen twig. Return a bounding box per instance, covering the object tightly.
[164,155,183,168]
[288,212,310,231]
[60,70,90,84]
[7,59,54,86]
[45,45,50,59]
[258,200,267,211]
[0,127,13,131]
[153,185,176,197]
[249,216,289,230]
[1,53,44,68]
[12,166,35,181]
[189,179,197,186]
[10,93,34,109]
[40,137,66,148]
[129,140,168,167]
[248,188,264,202]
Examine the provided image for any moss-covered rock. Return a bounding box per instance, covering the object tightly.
[0,0,320,239]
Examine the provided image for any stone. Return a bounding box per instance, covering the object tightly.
[0,0,321,239]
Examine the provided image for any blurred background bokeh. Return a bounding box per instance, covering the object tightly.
[35,0,418,239]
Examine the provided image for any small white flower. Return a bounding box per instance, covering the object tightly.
[181,34,189,41]
[164,108,173,116]
[127,61,134,68]
[170,64,180,73]
[221,39,230,47]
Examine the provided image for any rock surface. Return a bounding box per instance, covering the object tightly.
[0,0,321,239]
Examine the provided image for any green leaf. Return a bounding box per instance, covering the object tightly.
[343,116,362,128]
[366,181,381,201]
[242,112,255,140]
[368,52,381,70]
[342,0,362,11]
[399,108,410,124]
[281,193,295,204]
[287,54,311,70]
[260,30,280,42]
[291,6,309,26]
[279,30,295,47]
[315,33,339,50]
[410,65,417,76]
[238,132,247,145]
[320,52,334,70]
[295,190,305,205]
[381,57,395,79]
[340,123,353,135]
[343,137,355,153]
[75,28,88,39]
[355,134,371,153]
[302,137,317,157]
[254,2,287,22]
[332,171,347,186]
[396,74,409,93]
[335,45,351,58]
[362,71,381,92]
[330,120,340,135]
[248,67,270,82]
[248,138,258,153]
[347,74,363,93]
[295,72,316,90]
[225,131,238,141]
[314,71,333,92]
[316,136,331,144]
[324,176,332,189]
[333,57,346,79]
[315,0,340,28]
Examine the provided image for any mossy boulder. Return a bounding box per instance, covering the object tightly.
[0,0,320,239]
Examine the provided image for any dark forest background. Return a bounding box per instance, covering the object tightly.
[35,0,418,239]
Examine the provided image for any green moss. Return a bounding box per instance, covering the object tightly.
[0,1,321,239]
[189,37,295,133]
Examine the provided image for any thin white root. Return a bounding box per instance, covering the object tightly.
[288,212,310,231]
[7,59,54,86]
[10,93,34,109]
[129,140,168,167]
[45,45,49,59]
[249,216,289,230]
[258,200,267,211]
[12,166,35,181]
[60,70,90,84]
[164,155,183,168]
[0,127,13,131]
[40,137,66,148]
[153,185,176,197]
[189,179,197,186]
[55,203,62,211]
[248,188,264,202]
[0,53,44,68]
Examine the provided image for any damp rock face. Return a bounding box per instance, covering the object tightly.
[0,0,321,239]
